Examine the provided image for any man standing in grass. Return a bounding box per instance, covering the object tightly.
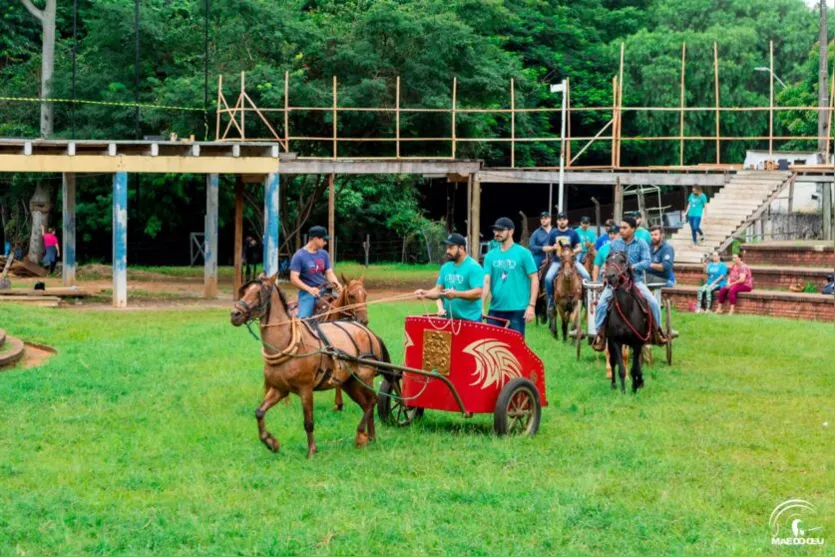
[415,233,483,321]
[482,217,539,336]
[289,225,343,318]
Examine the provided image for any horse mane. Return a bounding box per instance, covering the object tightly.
[273,281,291,313]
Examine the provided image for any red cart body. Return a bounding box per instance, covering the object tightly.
[401,316,547,414]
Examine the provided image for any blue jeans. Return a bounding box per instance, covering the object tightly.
[487,310,526,337]
[594,281,661,332]
[545,259,591,307]
[533,254,546,271]
[688,215,703,243]
[297,288,324,318]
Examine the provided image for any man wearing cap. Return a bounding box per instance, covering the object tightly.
[594,219,616,250]
[543,212,591,309]
[575,216,598,264]
[592,224,621,282]
[592,216,667,351]
[646,225,676,287]
[415,233,483,321]
[289,225,342,319]
[482,217,539,336]
[528,211,553,270]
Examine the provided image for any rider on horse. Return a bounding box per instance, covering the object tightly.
[528,211,553,271]
[543,212,591,310]
[415,233,484,321]
[289,225,343,318]
[591,216,668,351]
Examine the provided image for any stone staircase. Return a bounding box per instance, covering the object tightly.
[667,171,794,263]
[0,328,25,369]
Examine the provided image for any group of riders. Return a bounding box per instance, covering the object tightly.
[289,208,676,351]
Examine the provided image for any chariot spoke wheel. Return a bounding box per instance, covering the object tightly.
[377,378,423,427]
[494,378,542,436]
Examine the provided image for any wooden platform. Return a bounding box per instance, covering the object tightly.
[663,285,834,322]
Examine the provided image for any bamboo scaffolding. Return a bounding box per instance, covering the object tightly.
[284,71,290,153]
[611,75,618,168]
[217,104,835,114]
[826,51,835,164]
[396,76,401,159]
[510,78,516,168]
[679,43,686,166]
[240,72,246,141]
[617,42,625,167]
[769,40,774,160]
[215,75,222,141]
[332,76,338,160]
[714,42,720,164]
[452,77,457,160]
[566,77,572,166]
[570,119,613,165]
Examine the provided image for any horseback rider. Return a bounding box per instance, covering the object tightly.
[528,211,553,270]
[591,216,667,351]
[575,216,597,265]
[543,212,591,310]
[592,224,621,282]
[289,225,343,319]
[415,233,484,321]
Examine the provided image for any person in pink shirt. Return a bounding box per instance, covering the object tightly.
[40,226,61,274]
[715,253,753,315]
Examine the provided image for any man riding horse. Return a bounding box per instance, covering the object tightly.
[591,216,668,351]
[289,225,343,318]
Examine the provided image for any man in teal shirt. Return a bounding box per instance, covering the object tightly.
[415,233,483,321]
[482,217,539,336]
[575,216,598,264]
[632,212,652,245]
[592,225,621,282]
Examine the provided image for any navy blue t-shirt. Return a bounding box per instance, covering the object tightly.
[290,248,331,287]
[547,227,581,250]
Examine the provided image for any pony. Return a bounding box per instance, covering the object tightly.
[551,246,583,342]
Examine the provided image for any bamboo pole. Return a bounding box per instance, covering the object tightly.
[328,173,335,261]
[769,40,774,161]
[332,75,338,159]
[566,77,572,166]
[679,43,686,166]
[284,71,290,153]
[396,76,401,159]
[215,75,222,141]
[826,54,835,165]
[452,77,457,159]
[240,71,246,141]
[611,75,618,168]
[714,42,720,164]
[570,119,614,165]
[510,78,515,168]
[617,42,625,167]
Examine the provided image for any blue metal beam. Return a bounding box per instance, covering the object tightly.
[263,172,280,276]
[112,172,128,307]
[62,173,76,286]
[204,173,219,297]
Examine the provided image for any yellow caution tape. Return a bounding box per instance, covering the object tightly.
[0,96,204,112]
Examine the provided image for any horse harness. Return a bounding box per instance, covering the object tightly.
[605,255,654,342]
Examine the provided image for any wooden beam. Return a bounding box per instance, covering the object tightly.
[233,176,244,298]
[769,40,774,160]
[510,78,515,168]
[471,175,481,257]
[284,71,290,153]
[451,77,458,160]
[565,77,572,166]
[714,42,720,164]
[679,43,686,167]
[396,76,401,159]
[62,173,76,286]
[0,155,281,174]
[613,177,623,222]
[328,173,336,262]
[112,172,128,308]
[332,76,338,160]
[617,42,625,167]
[204,174,219,298]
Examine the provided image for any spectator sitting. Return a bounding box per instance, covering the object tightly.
[592,225,621,283]
[594,219,616,250]
[715,253,753,315]
[645,225,675,287]
[574,216,598,264]
[696,252,727,313]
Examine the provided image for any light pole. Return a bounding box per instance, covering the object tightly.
[754,67,787,89]
[550,79,567,213]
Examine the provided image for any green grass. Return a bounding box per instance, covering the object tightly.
[0,303,833,555]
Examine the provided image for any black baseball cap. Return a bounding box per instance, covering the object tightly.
[609,225,620,234]
[556,212,568,220]
[309,225,329,240]
[443,233,467,246]
[539,211,551,218]
[491,217,515,230]
[580,216,590,224]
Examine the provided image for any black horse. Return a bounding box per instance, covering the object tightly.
[602,251,651,394]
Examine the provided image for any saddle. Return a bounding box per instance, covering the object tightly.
[287,285,338,322]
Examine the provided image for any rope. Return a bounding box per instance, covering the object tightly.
[0,95,204,111]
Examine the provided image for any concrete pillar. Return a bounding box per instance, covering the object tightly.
[613,178,623,223]
[112,172,128,308]
[62,173,76,286]
[263,172,280,276]
[204,174,219,298]
[823,182,833,241]
[233,176,244,298]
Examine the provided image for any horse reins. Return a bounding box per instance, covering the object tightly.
[608,257,654,343]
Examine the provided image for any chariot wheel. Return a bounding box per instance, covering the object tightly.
[494,378,542,436]
[665,299,673,366]
[377,378,424,427]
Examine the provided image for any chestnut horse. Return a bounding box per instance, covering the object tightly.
[583,243,596,278]
[551,246,583,342]
[231,275,389,457]
[325,276,369,412]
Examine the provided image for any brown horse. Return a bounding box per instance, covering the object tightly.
[583,243,596,278]
[325,275,369,412]
[230,275,389,458]
[551,246,583,342]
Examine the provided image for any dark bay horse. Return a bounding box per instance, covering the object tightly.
[551,246,583,342]
[231,275,389,457]
[602,251,650,394]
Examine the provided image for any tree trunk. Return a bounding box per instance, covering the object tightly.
[40,0,56,138]
[27,182,53,264]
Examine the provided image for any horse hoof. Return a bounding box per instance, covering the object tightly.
[355,433,369,448]
[306,446,317,459]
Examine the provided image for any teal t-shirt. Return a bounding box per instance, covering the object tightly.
[575,227,598,253]
[435,256,484,321]
[635,227,651,245]
[594,242,612,268]
[688,193,708,217]
[483,243,537,311]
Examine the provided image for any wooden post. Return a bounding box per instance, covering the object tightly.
[566,77,572,166]
[769,40,774,161]
[332,76,338,159]
[451,77,457,159]
[263,173,280,276]
[363,234,370,267]
[233,176,243,298]
[714,42,720,164]
[826,62,835,165]
[112,172,128,308]
[62,172,76,286]
[471,175,481,258]
[240,71,246,141]
[617,42,625,168]
[215,75,222,142]
[679,43,686,167]
[328,173,336,262]
[466,173,473,254]
[510,78,515,168]
[204,173,219,298]
[396,76,401,159]
[613,178,623,223]
[611,76,618,168]
[284,71,290,153]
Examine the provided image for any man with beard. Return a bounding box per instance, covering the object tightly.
[528,211,553,270]
[415,233,484,321]
[482,217,539,336]
[646,225,676,287]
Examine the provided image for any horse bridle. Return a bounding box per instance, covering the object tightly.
[235,279,274,324]
[336,284,367,320]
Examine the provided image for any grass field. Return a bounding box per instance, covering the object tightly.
[0,303,833,555]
